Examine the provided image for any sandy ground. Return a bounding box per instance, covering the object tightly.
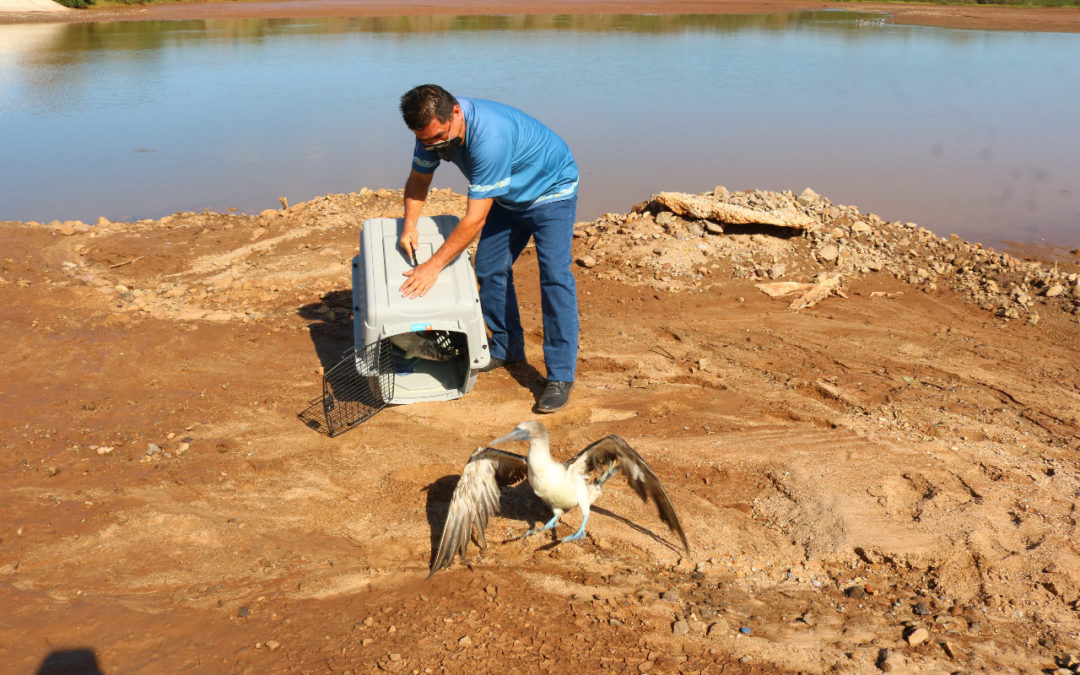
[2,3,1080,672]
[1,0,1079,33]
[1,184,1079,673]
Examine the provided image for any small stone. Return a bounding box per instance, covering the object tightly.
[1045,283,1065,297]
[458,635,472,646]
[237,606,250,618]
[388,653,401,662]
[845,585,866,599]
[661,590,681,603]
[905,627,930,647]
[96,446,114,455]
[265,640,280,652]
[672,620,689,636]
[877,647,905,671]
[818,244,839,263]
[851,220,871,234]
[913,601,931,615]
[577,255,597,268]
[704,221,724,235]
[798,187,820,205]
[146,443,162,456]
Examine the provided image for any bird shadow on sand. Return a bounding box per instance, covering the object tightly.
[423,476,685,569]
[516,506,684,556]
[423,477,552,568]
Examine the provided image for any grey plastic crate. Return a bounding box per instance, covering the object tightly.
[352,216,490,404]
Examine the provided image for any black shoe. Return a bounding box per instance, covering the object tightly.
[478,357,522,373]
[536,380,573,413]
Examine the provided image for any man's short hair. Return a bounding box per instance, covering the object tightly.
[400,84,458,130]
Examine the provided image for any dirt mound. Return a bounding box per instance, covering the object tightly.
[2,186,1079,672]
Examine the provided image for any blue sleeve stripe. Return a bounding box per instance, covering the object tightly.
[469,177,511,193]
[413,157,439,170]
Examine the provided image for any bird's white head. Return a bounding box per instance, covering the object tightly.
[490,420,547,447]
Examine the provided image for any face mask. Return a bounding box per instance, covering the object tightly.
[430,136,462,161]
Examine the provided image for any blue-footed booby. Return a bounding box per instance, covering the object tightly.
[430,420,689,576]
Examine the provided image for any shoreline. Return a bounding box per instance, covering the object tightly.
[1,0,1079,33]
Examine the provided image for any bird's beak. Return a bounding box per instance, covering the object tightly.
[490,427,530,445]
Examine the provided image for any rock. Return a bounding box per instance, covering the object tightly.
[265,640,280,652]
[1045,283,1064,297]
[876,647,904,671]
[672,619,689,636]
[146,443,162,456]
[661,590,681,603]
[704,220,724,235]
[818,244,839,263]
[905,627,930,647]
[913,601,931,615]
[845,585,866,599]
[768,263,786,279]
[706,620,729,636]
[95,446,114,455]
[851,220,871,234]
[940,640,956,658]
[652,191,815,229]
[798,187,820,205]
[457,635,473,646]
[96,217,111,227]
[577,255,597,268]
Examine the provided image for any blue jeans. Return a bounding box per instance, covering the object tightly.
[474,196,579,383]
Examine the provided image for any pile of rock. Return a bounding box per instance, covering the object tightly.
[574,187,1080,322]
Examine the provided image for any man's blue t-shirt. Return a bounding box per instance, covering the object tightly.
[411,98,578,210]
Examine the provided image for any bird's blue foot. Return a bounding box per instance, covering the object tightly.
[561,529,586,543]
[561,513,589,543]
[522,513,562,539]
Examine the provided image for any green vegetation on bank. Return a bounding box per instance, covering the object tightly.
[50,0,1080,8]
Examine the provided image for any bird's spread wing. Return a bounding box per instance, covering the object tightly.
[570,435,690,554]
[429,447,528,576]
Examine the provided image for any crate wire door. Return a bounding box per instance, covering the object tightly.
[321,340,394,436]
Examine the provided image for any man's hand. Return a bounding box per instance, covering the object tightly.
[400,259,442,299]
[399,224,418,266]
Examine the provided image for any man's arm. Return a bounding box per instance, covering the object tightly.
[400,196,493,299]
[400,169,435,264]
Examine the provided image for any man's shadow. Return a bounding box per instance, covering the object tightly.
[503,361,546,399]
